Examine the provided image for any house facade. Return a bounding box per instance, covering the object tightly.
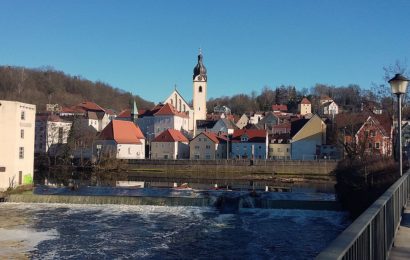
[231,129,268,159]
[322,101,339,116]
[290,114,326,160]
[35,114,72,156]
[189,132,227,160]
[268,134,291,159]
[298,97,311,115]
[0,100,36,190]
[95,120,145,160]
[151,129,189,159]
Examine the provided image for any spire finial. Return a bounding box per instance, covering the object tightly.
[174,84,177,91]
[199,47,202,55]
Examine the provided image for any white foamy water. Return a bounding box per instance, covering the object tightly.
[0,202,350,259]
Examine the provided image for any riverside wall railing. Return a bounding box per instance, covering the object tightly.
[316,170,410,260]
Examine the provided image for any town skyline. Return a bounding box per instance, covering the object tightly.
[1,1,409,103]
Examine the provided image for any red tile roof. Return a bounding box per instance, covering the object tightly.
[272,104,288,111]
[98,120,145,144]
[194,131,227,144]
[300,98,311,104]
[77,101,105,112]
[231,129,267,143]
[153,129,188,142]
[154,103,188,118]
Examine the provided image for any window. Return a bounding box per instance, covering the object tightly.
[21,111,25,120]
[195,145,200,150]
[205,154,211,160]
[20,129,24,139]
[375,142,380,149]
[259,146,262,149]
[19,147,24,159]
[286,148,289,152]
[368,143,372,149]
[164,154,169,159]
[370,130,375,137]
[277,148,282,152]
[199,86,202,93]
[206,145,211,149]
[128,147,131,154]
[241,136,248,142]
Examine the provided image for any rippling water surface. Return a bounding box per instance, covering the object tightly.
[0,203,349,259]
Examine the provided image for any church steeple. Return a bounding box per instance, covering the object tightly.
[192,49,207,123]
[130,99,138,123]
[193,48,207,81]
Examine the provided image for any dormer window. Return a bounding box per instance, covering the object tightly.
[241,135,248,142]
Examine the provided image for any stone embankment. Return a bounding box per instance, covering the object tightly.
[125,159,338,181]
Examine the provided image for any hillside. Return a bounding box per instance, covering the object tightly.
[0,66,154,112]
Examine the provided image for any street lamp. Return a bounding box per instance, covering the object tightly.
[389,73,409,176]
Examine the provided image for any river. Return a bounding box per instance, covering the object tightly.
[0,202,349,259]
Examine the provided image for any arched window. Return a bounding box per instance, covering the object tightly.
[199,86,202,93]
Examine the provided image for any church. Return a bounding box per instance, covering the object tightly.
[163,50,208,134]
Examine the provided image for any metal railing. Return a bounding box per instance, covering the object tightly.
[316,170,410,260]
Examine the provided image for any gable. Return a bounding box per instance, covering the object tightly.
[164,90,192,112]
[292,115,325,142]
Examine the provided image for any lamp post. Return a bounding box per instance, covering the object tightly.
[389,73,409,176]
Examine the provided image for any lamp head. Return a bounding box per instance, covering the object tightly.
[389,73,409,95]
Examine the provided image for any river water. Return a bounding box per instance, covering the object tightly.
[0,202,349,259]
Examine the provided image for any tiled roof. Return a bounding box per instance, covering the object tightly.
[290,118,309,137]
[300,97,311,105]
[196,120,217,129]
[77,101,105,112]
[272,104,288,111]
[153,129,188,142]
[154,103,188,118]
[202,131,228,144]
[336,112,392,137]
[231,129,267,143]
[36,114,68,123]
[98,120,145,144]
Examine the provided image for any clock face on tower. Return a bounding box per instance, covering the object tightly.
[198,76,202,81]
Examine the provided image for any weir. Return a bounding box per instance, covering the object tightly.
[6,192,342,211]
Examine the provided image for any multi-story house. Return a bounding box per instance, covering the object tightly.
[0,100,36,190]
[336,113,392,158]
[290,114,326,160]
[189,132,227,160]
[231,129,268,159]
[137,103,189,140]
[298,97,311,115]
[268,134,291,160]
[235,114,249,129]
[95,120,145,160]
[60,101,111,132]
[35,114,72,156]
[151,129,189,159]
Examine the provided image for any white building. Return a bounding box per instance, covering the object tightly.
[0,100,36,190]
[35,114,72,156]
[192,50,208,122]
[164,88,194,131]
[95,120,145,160]
[151,129,189,159]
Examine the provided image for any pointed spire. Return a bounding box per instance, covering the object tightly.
[131,99,138,116]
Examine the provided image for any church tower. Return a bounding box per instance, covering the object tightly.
[193,49,207,122]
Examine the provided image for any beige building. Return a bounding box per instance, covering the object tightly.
[190,132,227,160]
[298,97,312,115]
[151,129,189,159]
[268,134,291,159]
[0,100,36,190]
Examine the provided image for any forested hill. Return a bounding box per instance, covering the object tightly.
[0,66,155,112]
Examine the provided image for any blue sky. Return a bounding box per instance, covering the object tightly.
[1,0,409,103]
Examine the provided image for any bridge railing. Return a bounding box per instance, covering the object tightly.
[316,170,410,260]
